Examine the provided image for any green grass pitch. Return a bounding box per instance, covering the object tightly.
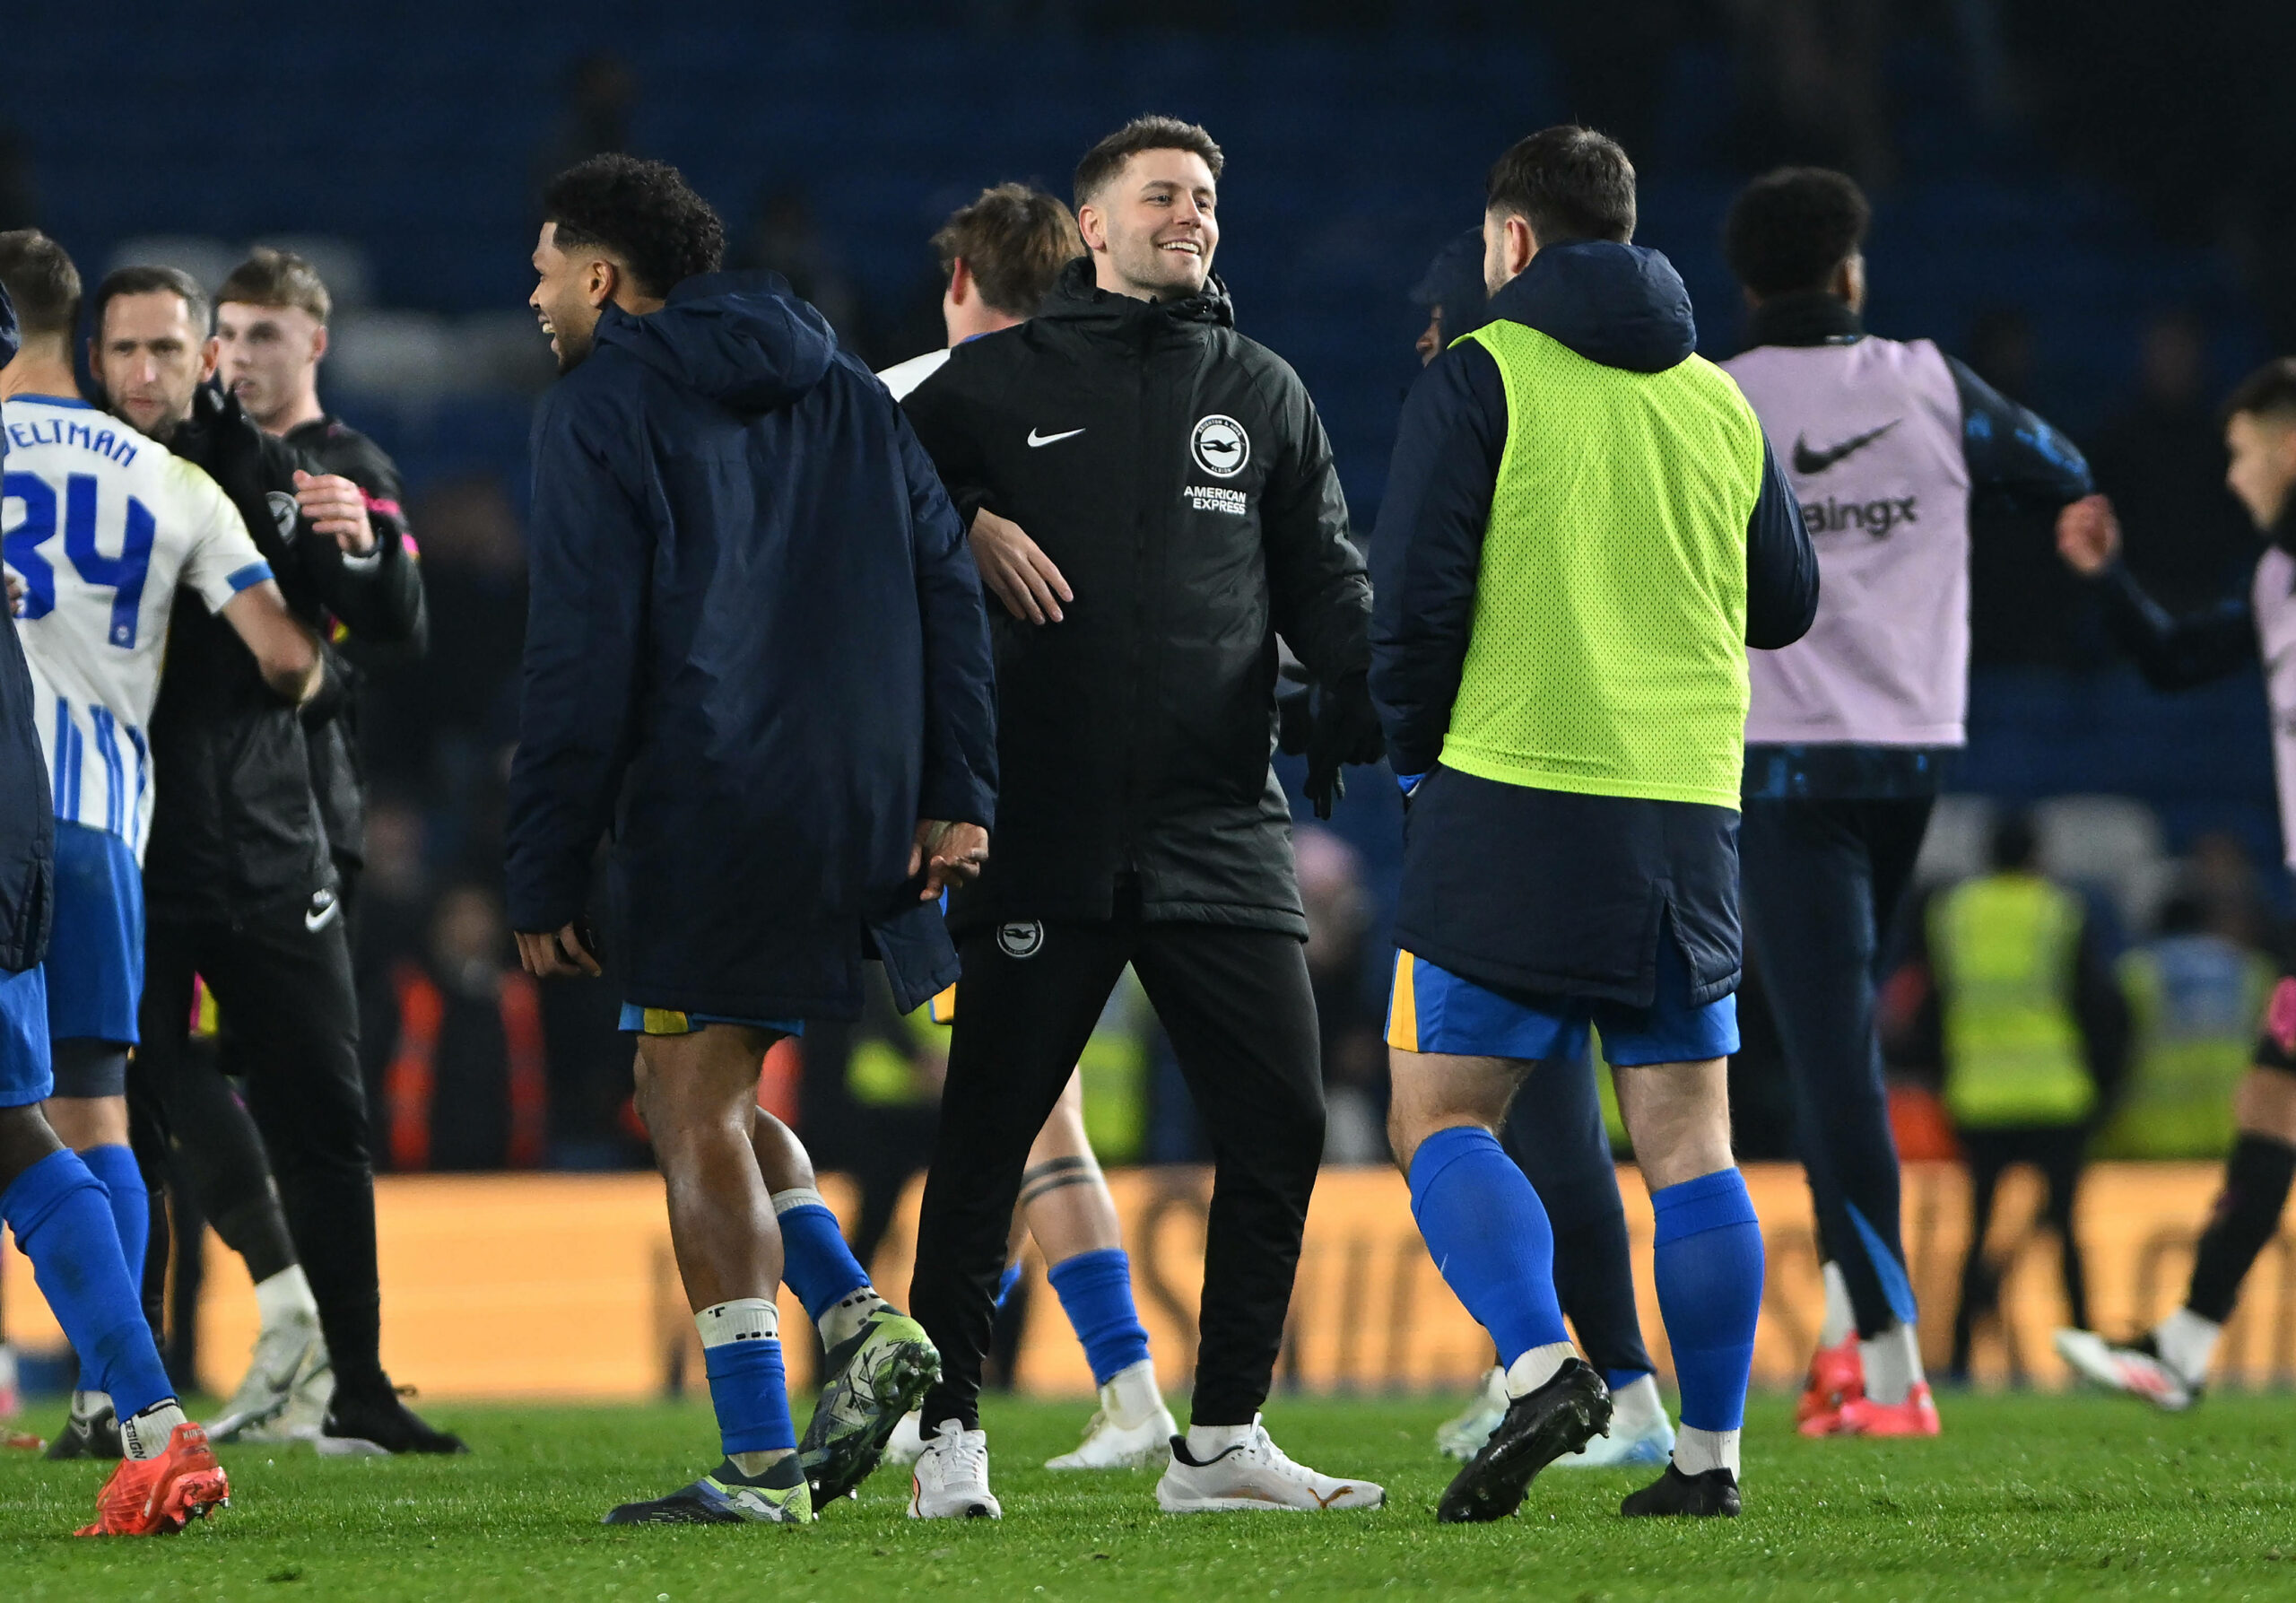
[4,1391,2294,1600]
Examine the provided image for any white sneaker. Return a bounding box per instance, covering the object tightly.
[1045,1402,1179,1470]
[1435,1367,1508,1460]
[883,1409,927,1468]
[2055,1329,2196,1412]
[1556,1374,1674,1468]
[1156,1416,1384,1513]
[210,1317,325,1442]
[909,1419,1001,1519]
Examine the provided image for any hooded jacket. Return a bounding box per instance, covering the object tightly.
[143,388,425,922]
[505,271,996,1020]
[900,256,1371,938]
[0,283,54,973]
[1371,241,1816,1006]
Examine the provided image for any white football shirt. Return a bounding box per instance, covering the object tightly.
[877,347,952,402]
[2,395,272,858]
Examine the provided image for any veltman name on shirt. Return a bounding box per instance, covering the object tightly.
[7,416,141,467]
[1187,484,1248,517]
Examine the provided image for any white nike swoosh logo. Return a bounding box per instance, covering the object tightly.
[305,901,341,933]
[1026,428,1085,448]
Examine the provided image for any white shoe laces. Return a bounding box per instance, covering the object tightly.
[931,1425,989,1488]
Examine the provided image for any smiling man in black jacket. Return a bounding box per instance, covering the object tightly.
[899,115,1385,1520]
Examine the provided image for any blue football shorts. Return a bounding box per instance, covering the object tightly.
[1385,941,1738,1067]
[618,1005,804,1040]
[44,821,144,1045]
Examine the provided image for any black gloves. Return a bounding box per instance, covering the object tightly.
[1303,671,1386,820]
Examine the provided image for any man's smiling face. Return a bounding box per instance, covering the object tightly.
[1082,147,1219,303]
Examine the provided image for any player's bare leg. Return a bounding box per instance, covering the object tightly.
[746,1103,938,1503]
[604,1025,809,1524]
[1021,1072,1173,1468]
[2058,1062,2296,1408]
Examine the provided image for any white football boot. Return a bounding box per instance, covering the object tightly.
[883,1409,927,1468]
[1555,1373,1675,1468]
[1435,1366,1508,1460]
[1156,1415,1385,1513]
[908,1419,1002,1519]
[209,1316,326,1442]
[2055,1329,2197,1412]
[1047,1360,1178,1470]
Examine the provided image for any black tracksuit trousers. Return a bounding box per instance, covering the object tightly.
[1741,795,1935,1341]
[128,893,386,1396]
[910,890,1326,1429]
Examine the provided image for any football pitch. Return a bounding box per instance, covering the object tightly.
[4,1391,2293,1601]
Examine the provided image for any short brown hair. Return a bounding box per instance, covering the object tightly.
[2224,357,2296,427]
[0,230,83,340]
[1074,116,1223,207]
[218,247,332,325]
[931,184,1083,319]
[1486,126,1637,247]
[91,265,210,344]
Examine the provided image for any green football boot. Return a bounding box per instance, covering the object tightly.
[603,1452,813,1525]
[800,1306,941,1505]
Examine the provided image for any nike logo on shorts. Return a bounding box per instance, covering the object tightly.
[305,890,341,933]
[1027,427,1085,448]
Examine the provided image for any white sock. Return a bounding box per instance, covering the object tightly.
[1103,1357,1165,1430]
[0,1341,17,1397]
[2154,1308,2221,1385]
[254,1264,320,1332]
[1818,1261,1856,1349]
[695,1297,778,1347]
[1610,1373,1667,1437]
[1673,1425,1739,1477]
[118,1399,187,1460]
[818,1286,889,1350]
[1503,1341,1577,1398]
[1186,1417,1257,1459]
[1859,1320,1925,1407]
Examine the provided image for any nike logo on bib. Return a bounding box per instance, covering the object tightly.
[1027,427,1085,448]
[1792,418,1900,475]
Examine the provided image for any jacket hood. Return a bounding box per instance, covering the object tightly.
[1481,240,1696,374]
[1036,255,1235,335]
[596,270,838,413]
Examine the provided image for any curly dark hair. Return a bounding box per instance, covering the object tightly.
[541,154,725,300]
[1724,167,1871,300]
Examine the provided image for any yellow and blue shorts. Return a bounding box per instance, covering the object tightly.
[1386,945,1737,1067]
[619,1005,804,1039]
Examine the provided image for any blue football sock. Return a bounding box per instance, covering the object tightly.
[1605,1367,1654,1394]
[994,1261,1024,1311]
[697,1300,796,1459]
[1650,1167,1764,1433]
[1408,1126,1570,1369]
[2,1148,173,1420]
[771,1191,871,1323]
[79,1144,149,1294]
[1047,1247,1152,1386]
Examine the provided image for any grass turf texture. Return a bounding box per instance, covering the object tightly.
[4,1392,2294,1600]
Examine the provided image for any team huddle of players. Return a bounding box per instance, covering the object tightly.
[3,109,2292,1539]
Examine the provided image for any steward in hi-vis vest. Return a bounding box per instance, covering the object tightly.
[1909,811,2127,1376]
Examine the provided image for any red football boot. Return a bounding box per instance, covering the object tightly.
[1830,1381,1941,1437]
[74,1422,230,1536]
[1796,1335,1865,1436]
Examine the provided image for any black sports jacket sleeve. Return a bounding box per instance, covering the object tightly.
[1257,363,1371,685]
